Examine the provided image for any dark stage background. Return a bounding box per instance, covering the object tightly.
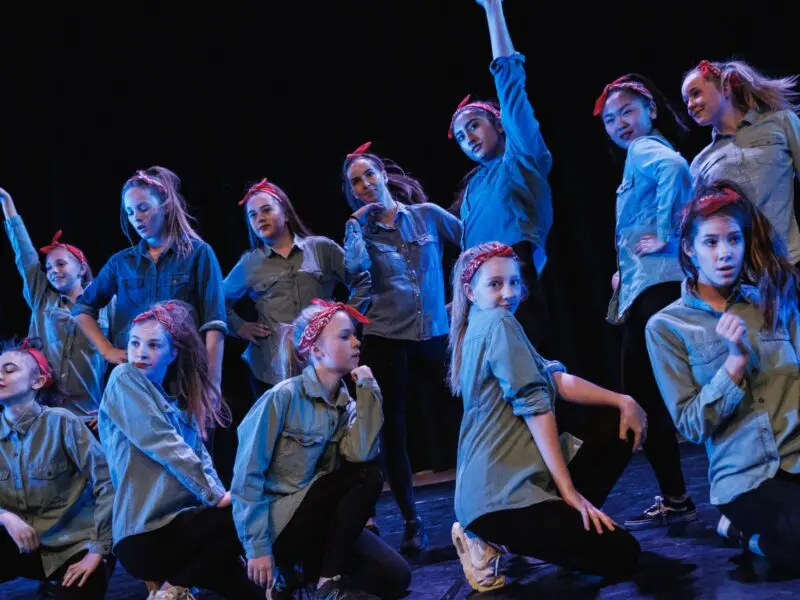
[0,1,797,472]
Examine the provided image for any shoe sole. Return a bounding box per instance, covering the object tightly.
[451,522,506,593]
[624,511,699,531]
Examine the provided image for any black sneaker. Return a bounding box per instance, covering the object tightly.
[314,577,379,600]
[716,514,745,546]
[624,495,698,530]
[400,516,429,555]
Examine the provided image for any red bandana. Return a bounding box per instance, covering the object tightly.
[297,299,370,358]
[38,230,87,265]
[593,77,654,116]
[461,243,517,285]
[448,95,501,139]
[696,60,722,80]
[347,141,373,158]
[20,338,53,388]
[132,302,180,337]
[239,178,283,207]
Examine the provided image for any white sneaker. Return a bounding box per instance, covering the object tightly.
[451,521,506,592]
[153,586,198,600]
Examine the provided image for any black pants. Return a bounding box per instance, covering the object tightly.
[274,461,410,596]
[622,282,686,498]
[470,413,640,578]
[360,334,456,521]
[0,532,112,599]
[115,506,263,599]
[247,370,272,405]
[720,470,800,573]
[512,241,549,352]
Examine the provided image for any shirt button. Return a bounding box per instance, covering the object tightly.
[758,397,765,404]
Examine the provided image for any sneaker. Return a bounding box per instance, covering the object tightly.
[624,495,698,530]
[451,521,506,592]
[314,576,379,600]
[152,586,198,600]
[400,516,429,555]
[717,514,745,546]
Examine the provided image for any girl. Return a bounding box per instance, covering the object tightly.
[223,177,371,402]
[2,188,110,424]
[449,242,645,591]
[232,299,410,600]
[595,75,698,529]
[681,59,800,267]
[99,301,261,600]
[72,166,227,390]
[448,0,553,348]
[0,338,114,599]
[343,141,462,553]
[646,181,800,573]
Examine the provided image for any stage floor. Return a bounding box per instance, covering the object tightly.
[3,444,798,599]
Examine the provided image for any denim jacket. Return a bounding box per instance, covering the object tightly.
[646,282,800,504]
[99,363,225,544]
[5,215,111,417]
[344,202,461,341]
[0,404,113,576]
[231,364,382,558]
[224,235,371,385]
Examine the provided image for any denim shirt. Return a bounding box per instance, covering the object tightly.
[646,282,800,505]
[224,235,372,385]
[610,135,691,323]
[0,404,113,576]
[455,306,568,528]
[5,216,111,417]
[72,238,227,347]
[232,364,382,559]
[460,53,554,275]
[343,203,461,341]
[690,109,800,264]
[99,363,225,544]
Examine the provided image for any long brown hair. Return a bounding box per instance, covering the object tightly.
[679,180,800,331]
[684,60,800,114]
[120,166,202,258]
[133,301,231,439]
[240,179,313,249]
[341,151,428,213]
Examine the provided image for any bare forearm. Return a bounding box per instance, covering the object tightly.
[206,330,224,390]
[483,0,514,59]
[552,372,623,409]
[75,314,114,356]
[524,411,574,494]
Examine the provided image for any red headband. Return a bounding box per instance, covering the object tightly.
[680,188,742,229]
[38,230,87,265]
[297,299,370,358]
[239,178,283,207]
[132,302,181,337]
[696,60,721,80]
[448,95,501,139]
[347,141,373,158]
[593,78,655,116]
[128,170,168,196]
[461,243,518,285]
[19,338,53,388]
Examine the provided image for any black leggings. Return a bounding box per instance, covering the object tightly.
[0,532,112,599]
[360,334,455,521]
[469,411,641,578]
[115,506,263,599]
[719,470,800,573]
[273,461,410,596]
[622,282,687,498]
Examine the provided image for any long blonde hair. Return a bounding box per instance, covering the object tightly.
[274,303,330,381]
[447,243,523,395]
[685,60,800,114]
[121,166,202,257]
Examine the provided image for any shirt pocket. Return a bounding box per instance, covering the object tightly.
[122,277,146,306]
[251,276,280,299]
[169,273,192,301]
[271,429,326,485]
[687,339,728,384]
[28,460,71,509]
[746,133,786,168]
[366,240,406,276]
[755,328,798,376]
[42,306,71,345]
